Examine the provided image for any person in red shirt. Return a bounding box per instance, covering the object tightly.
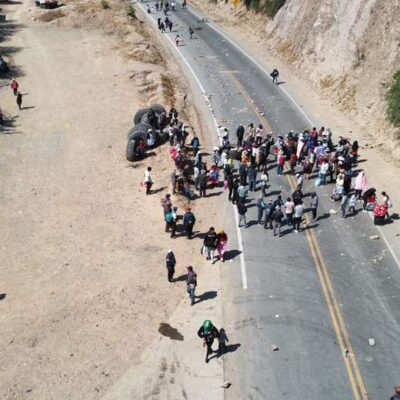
[11,79,19,96]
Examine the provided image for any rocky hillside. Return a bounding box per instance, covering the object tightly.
[264,0,400,146]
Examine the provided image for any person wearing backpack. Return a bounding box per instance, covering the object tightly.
[183,208,196,239]
[186,266,197,306]
[166,250,176,282]
[263,199,274,229]
[197,320,220,363]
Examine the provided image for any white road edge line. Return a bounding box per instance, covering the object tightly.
[137,2,248,289]
[189,5,400,273]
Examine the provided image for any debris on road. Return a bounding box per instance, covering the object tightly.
[330,209,338,214]
[368,338,376,346]
[271,345,279,351]
[221,382,231,389]
[369,235,380,240]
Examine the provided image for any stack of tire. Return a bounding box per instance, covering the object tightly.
[126,104,169,162]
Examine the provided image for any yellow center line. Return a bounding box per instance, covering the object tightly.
[227,71,368,399]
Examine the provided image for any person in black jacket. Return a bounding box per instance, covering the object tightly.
[183,208,196,239]
[203,227,217,261]
[272,206,284,237]
[166,250,176,282]
[198,320,220,363]
[237,202,248,228]
[236,124,244,147]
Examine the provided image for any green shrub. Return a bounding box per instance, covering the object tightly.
[127,4,136,18]
[251,0,260,11]
[387,70,400,127]
[100,0,110,9]
[264,0,286,17]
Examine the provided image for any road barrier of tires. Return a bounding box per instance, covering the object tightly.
[126,104,169,162]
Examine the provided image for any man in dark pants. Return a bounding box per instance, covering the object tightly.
[166,250,176,282]
[236,124,244,147]
[197,320,219,363]
[183,208,196,238]
[198,170,207,197]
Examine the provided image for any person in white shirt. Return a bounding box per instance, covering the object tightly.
[293,201,304,232]
[144,166,153,195]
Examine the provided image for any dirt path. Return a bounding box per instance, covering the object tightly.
[0,1,218,399]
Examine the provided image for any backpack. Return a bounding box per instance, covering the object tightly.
[165,212,174,223]
[203,320,213,335]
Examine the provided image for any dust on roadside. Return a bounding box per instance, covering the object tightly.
[0,1,221,399]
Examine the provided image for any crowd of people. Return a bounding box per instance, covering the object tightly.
[138,104,394,363]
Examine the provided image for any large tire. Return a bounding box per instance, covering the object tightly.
[141,111,158,128]
[127,127,136,140]
[158,130,169,143]
[157,113,168,129]
[149,104,166,115]
[126,123,152,140]
[133,108,149,125]
[126,139,136,162]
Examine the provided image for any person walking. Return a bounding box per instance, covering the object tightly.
[270,68,279,85]
[11,79,19,96]
[166,250,176,282]
[231,178,239,204]
[284,197,295,226]
[188,26,194,39]
[16,91,22,110]
[186,266,197,305]
[216,229,228,262]
[183,207,196,238]
[354,170,368,200]
[293,200,304,232]
[203,227,217,261]
[143,166,153,195]
[272,206,284,236]
[260,167,269,195]
[175,34,180,46]
[171,170,177,194]
[237,182,248,204]
[310,192,319,221]
[237,201,248,228]
[236,124,244,147]
[277,150,285,176]
[197,320,219,363]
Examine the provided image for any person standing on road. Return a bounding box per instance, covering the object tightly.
[164,206,177,238]
[237,201,248,228]
[198,169,207,197]
[237,182,248,204]
[16,91,22,110]
[175,34,180,46]
[186,266,197,305]
[11,79,19,96]
[203,227,217,261]
[310,192,319,221]
[270,68,279,85]
[143,166,153,195]
[277,150,285,176]
[166,250,176,282]
[236,124,244,147]
[390,385,400,400]
[183,207,196,238]
[263,199,274,230]
[257,192,266,224]
[272,206,284,237]
[216,229,228,262]
[340,194,348,219]
[188,26,194,39]
[248,163,257,192]
[284,197,295,226]
[198,320,219,363]
[293,200,304,232]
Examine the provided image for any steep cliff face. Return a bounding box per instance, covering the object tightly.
[265,0,400,143]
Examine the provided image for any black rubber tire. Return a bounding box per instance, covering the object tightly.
[133,108,149,125]
[127,127,136,140]
[158,131,169,143]
[131,130,147,142]
[157,113,168,129]
[149,104,166,115]
[141,111,158,128]
[126,139,136,162]
[126,123,152,140]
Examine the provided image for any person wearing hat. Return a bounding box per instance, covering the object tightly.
[166,250,176,282]
[198,320,219,363]
[183,207,196,239]
[186,266,197,305]
[391,386,400,400]
[263,199,274,229]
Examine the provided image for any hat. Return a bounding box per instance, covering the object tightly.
[168,249,172,253]
[172,206,178,211]
[186,266,193,271]
[166,193,171,198]
[296,173,300,177]
[148,128,152,132]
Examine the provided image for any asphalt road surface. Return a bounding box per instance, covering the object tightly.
[140,3,400,399]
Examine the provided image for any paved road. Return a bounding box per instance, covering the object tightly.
[140,3,400,399]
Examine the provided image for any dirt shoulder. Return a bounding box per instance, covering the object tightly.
[0,0,222,399]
